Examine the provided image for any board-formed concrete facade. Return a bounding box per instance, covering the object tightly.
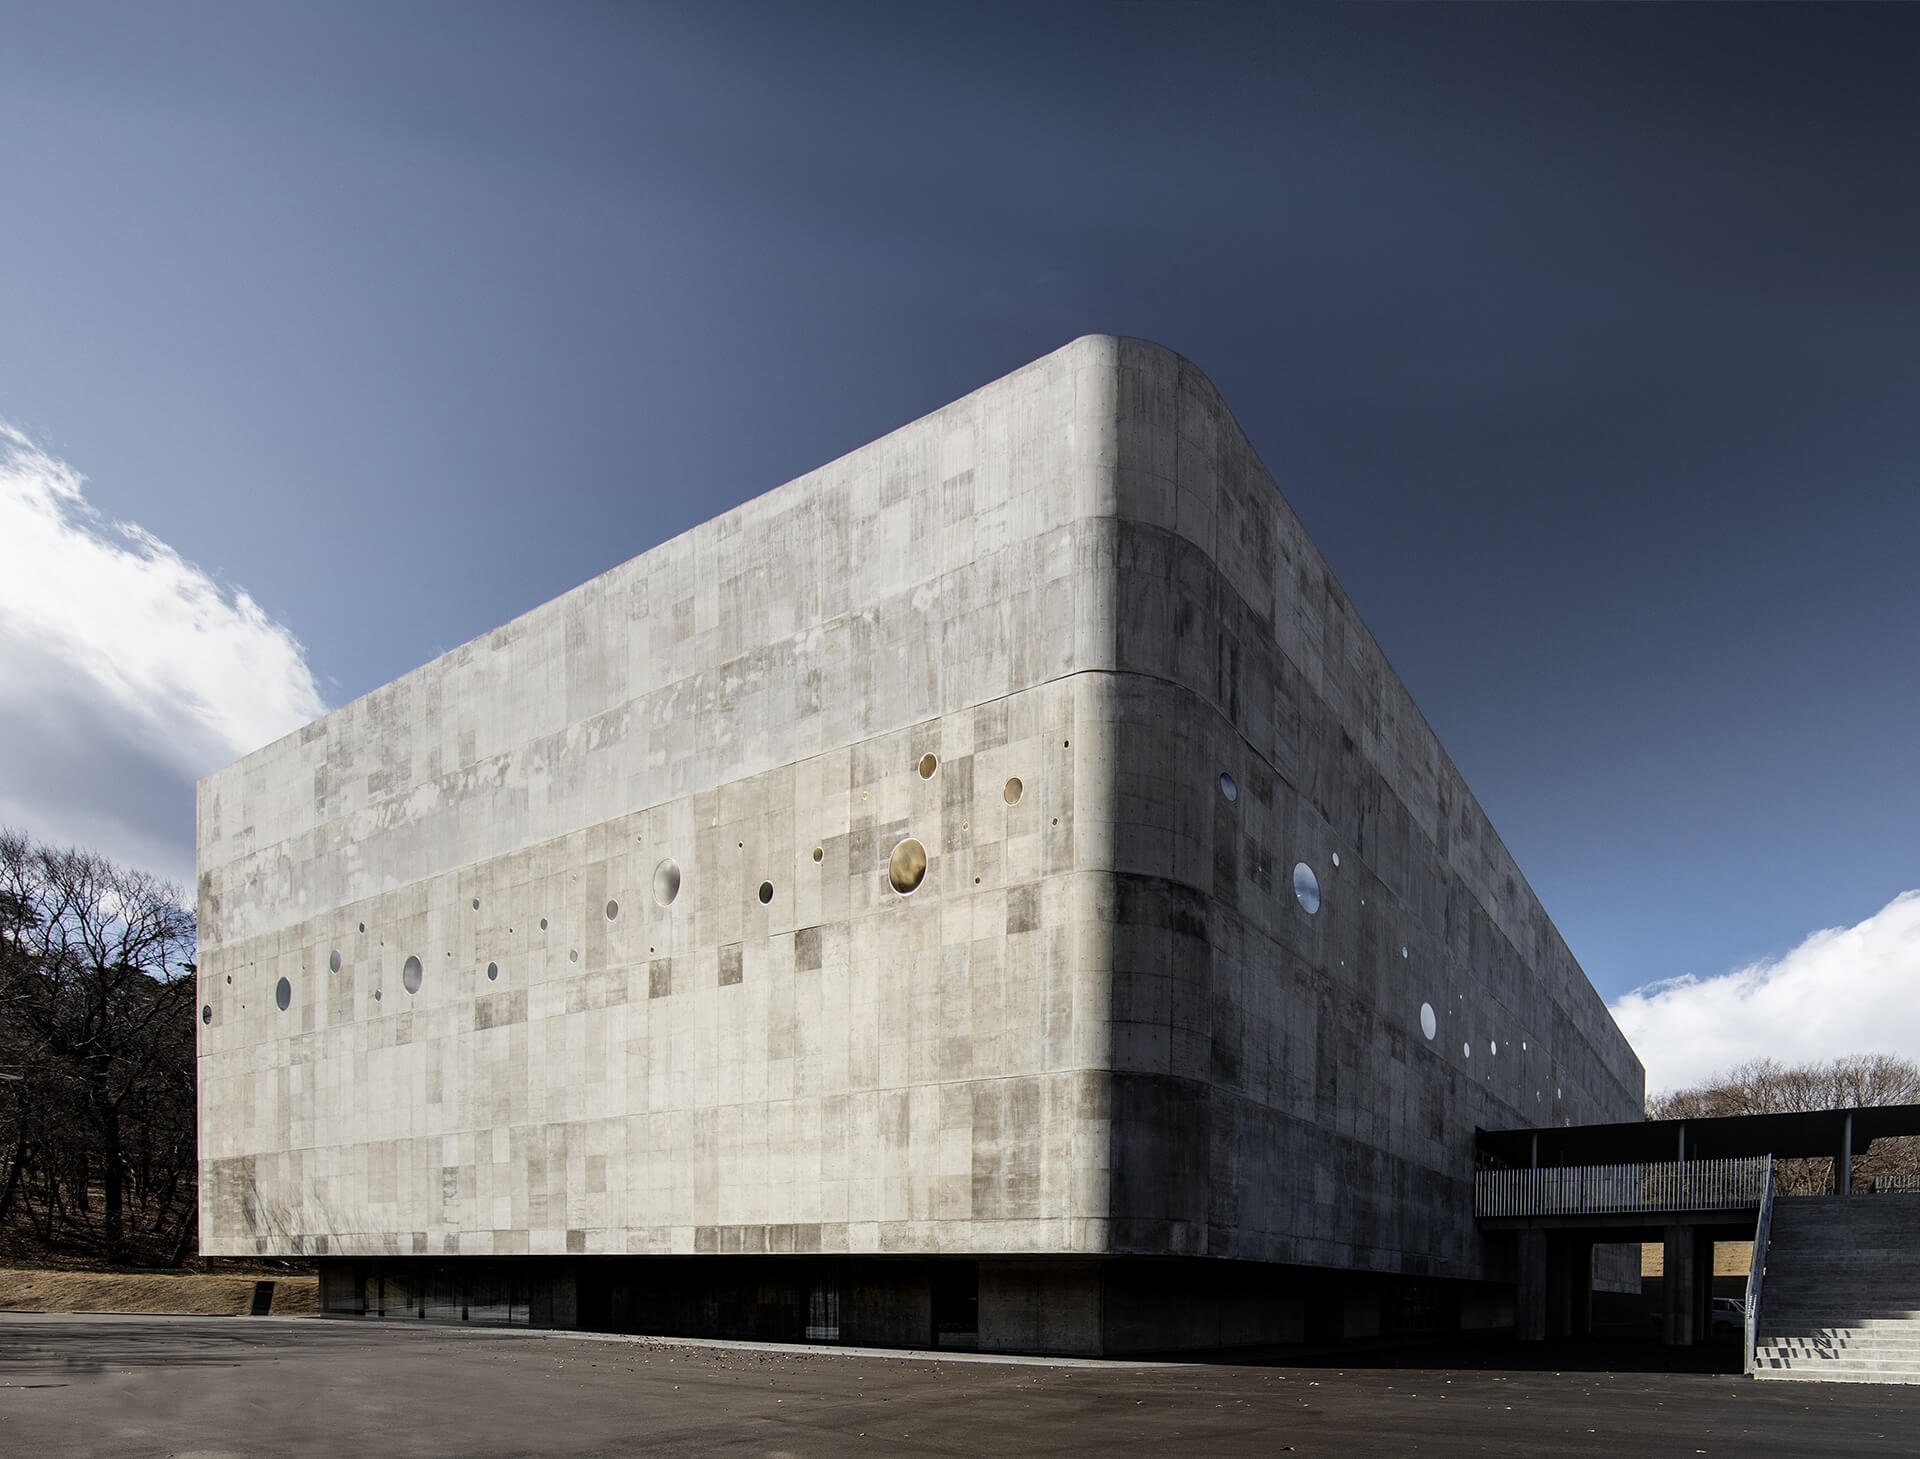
[197,336,1642,1353]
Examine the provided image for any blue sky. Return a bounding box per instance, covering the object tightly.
[2,2,1916,1090]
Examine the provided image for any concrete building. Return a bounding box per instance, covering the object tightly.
[196,336,1643,1354]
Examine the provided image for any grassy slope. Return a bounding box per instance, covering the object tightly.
[0,1268,318,1315]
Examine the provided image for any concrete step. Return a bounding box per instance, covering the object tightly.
[1757,1346,1920,1364]
[1758,1341,1920,1360]
[1760,1322,1920,1335]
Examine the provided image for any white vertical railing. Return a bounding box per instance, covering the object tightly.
[1474,1156,1774,1218]
[1744,1156,1775,1376]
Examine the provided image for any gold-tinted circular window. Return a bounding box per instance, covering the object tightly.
[887,838,927,895]
[1003,777,1023,806]
[918,753,938,779]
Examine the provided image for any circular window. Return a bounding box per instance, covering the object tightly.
[486,962,498,981]
[1331,851,1340,868]
[471,898,480,910]
[758,881,774,905]
[888,838,927,895]
[918,753,938,779]
[812,847,824,862]
[1401,945,1409,960]
[374,989,383,1001]
[402,956,423,994]
[539,918,548,931]
[1420,1003,1436,1040]
[654,859,681,906]
[358,922,366,933]
[1219,772,1238,803]
[275,977,291,1012]
[605,900,619,921]
[329,949,341,973]
[1003,777,1023,806]
[1463,1042,1472,1059]
[569,949,578,963]
[1490,1040,1498,1056]
[201,1004,212,1026]
[1292,862,1320,914]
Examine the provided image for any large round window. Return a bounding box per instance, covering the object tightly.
[1292,862,1321,914]
[402,955,423,994]
[653,859,681,907]
[888,838,927,895]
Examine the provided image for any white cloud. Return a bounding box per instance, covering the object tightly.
[1611,890,1920,1096]
[0,422,325,888]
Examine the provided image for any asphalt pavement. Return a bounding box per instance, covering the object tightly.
[1,1313,1914,1457]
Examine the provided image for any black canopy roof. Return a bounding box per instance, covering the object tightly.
[1477,1104,1920,1167]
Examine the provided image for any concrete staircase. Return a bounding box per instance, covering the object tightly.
[1753,1195,1920,1384]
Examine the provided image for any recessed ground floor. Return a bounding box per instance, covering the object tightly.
[314,1254,1523,1356]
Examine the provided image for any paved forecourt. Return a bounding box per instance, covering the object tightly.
[3,1314,1918,1458]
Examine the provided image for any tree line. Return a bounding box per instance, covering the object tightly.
[1648,1053,1920,1195]
[0,829,198,1265]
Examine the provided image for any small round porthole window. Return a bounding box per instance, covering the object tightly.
[605,900,619,921]
[275,977,291,1012]
[1004,777,1023,806]
[201,1004,212,1026]
[1420,1002,1436,1040]
[654,859,681,907]
[918,753,938,779]
[486,962,498,981]
[888,838,927,895]
[402,955,423,994]
[1292,862,1320,914]
[812,846,824,862]
[1331,851,1340,868]
[1463,1042,1472,1060]
[328,949,341,974]
[758,881,774,905]
[1218,772,1238,803]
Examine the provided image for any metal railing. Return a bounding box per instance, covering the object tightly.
[1474,1155,1774,1218]
[1743,1155,1776,1376]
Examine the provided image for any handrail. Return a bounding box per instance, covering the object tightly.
[1744,1154,1775,1376]
[1474,1156,1773,1218]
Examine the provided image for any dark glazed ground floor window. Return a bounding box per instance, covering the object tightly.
[805,1274,840,1341]
[932,1261,978,1350]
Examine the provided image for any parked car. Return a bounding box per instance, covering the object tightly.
[1712,1297,1748,1337]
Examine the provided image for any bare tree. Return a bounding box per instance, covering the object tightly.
[0,829,197,1262]
[1649,1055,1920,1195]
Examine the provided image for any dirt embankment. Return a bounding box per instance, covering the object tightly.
[0,1268,317,1316]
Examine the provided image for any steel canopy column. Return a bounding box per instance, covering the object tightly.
[1662,1225,1696,1346]
[1517,1228,1549,1342]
